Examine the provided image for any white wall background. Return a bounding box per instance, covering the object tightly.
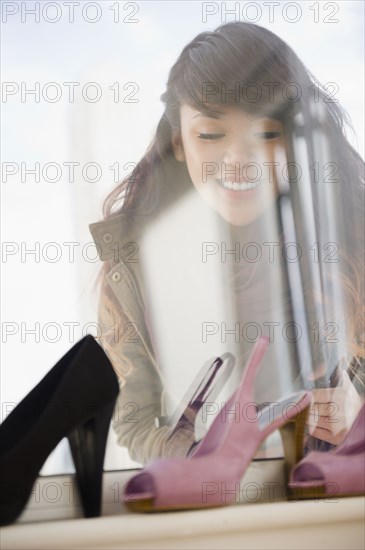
[1,0,364,474]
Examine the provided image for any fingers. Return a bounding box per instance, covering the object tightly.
[309,401,340,419]
[311,387,337,403]
[308,388,346,444]
[306,371,364,446]
[307,422,347,446]
[307,412,340,431]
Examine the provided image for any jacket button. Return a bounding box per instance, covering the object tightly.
[111,272,121,282]
[103,232,113,243]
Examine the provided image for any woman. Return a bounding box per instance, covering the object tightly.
[89,22,364,465]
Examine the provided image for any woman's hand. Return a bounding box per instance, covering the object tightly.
[307,370,364,446]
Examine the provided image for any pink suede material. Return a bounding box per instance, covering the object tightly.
[123,337,312,509]
[290,404,365,495]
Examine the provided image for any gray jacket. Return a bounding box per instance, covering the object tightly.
[89,213,196,465]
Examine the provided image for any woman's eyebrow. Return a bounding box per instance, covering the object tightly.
[191,109,224,120]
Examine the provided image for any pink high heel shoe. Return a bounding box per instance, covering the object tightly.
[123,337,312,512]
[288,403,365,499]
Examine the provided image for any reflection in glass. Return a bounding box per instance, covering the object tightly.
[93,22,364,466]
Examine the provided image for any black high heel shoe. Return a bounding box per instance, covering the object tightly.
[0,335,119,526]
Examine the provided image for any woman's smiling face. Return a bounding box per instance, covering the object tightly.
[172,104,286,226]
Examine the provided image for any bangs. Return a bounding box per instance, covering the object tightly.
[170,28,307,122]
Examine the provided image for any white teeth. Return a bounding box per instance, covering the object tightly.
[218,179,261,191]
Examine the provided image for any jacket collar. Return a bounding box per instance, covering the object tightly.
[89,212,145,262]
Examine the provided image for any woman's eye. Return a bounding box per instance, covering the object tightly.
[255,131,282,140]
[197,133,225,140]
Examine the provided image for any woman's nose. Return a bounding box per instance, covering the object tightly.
[221,138,257,175]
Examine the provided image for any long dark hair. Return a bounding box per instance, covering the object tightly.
[95,22,364,386]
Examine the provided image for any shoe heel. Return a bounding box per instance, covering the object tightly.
[67,399,115,517]
[279,403,310,483]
